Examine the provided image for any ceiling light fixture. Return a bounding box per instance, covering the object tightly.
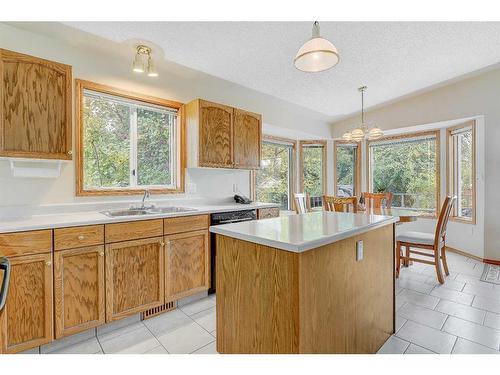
[342,86,383,142]
[294,21,339,73]
[132,45,158,77]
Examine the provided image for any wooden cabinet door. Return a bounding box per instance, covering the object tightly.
[199,100,233,168]
[0,253,53,354]
[54,245,105,338]
[105,237,164,322]
[165,230,210,302]
[0,49,72,160]
[233,108,261,169]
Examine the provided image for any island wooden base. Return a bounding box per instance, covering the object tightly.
[216,224,395,354]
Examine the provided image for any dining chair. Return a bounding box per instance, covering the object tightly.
[395,196,456,284]
[293,193,311,214]
[323,196,358,213]
[363,192,392,209]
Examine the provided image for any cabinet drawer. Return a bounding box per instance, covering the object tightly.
[54,225,104,251]
[105,219,163,243]
[0,230,52,257]
[164,215,209,235]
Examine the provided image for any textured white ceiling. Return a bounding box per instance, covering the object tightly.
[65,22,500,119]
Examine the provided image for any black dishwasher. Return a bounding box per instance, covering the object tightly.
[209,209,257,294]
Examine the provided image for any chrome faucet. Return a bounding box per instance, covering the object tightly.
[141,189,150,209]
[131,189,154,210]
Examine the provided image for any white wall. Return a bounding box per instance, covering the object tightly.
[0,22,332,208]
[331,67,498,260]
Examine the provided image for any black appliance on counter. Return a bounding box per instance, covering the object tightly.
[209,209,257,294]
[0,257,11,312]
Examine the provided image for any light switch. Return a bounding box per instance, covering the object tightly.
[356,240,363,261]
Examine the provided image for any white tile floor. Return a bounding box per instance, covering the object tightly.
[31,252,500,354]
[379,251,500,354]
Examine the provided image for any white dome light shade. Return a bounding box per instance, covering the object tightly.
[294,22,339,73]
[294,38,339,72]
[342,132,353,141]
[351,128,365,142]
[368,127,383,140]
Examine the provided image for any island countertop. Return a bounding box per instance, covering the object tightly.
[209,211,398,252]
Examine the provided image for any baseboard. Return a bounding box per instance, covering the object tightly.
[445,246,483,262]
[484,258,500,266]
[445,246,500,265]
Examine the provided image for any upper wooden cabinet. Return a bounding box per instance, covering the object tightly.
[233,109,262,169]
[0,49,72,160]
[186,99,261,169]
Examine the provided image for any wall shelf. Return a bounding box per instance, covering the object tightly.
[2,157,68,179]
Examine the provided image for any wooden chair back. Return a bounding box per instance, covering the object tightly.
[293,193,311,214]
[323,196,358,213]
[364,192,392,209]
[434,196,456,245]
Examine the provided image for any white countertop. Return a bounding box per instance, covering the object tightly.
[0,202,279,234]
[209,211,398,252]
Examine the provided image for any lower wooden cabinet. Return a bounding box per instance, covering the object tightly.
[165,230,210,302]
[54,245,105,338]
[0,253,53,354]
[105,237,165,322]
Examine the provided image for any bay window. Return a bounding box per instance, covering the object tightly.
[334,141,360,197]
[300,141,327,209]
[256,137,296,210]
[368,131,439,215]
[447,122,475,222]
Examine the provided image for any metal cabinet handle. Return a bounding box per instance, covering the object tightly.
[67,150,73,155]
[46,261,52,267]
[78,235,85,240]
[99,252,104,257]
[0,257,11,311]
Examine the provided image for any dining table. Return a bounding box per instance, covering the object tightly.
[363,207,422,223]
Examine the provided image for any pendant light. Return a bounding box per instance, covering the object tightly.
[342,86,383,142]
[294,21,339,73]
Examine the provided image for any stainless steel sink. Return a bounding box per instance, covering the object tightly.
[100,206,198,218]
[148,207,198,214]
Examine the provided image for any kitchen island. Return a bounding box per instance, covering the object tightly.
[210,211,398,354]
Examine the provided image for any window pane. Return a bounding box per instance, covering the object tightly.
[336,145,357,196]
[370,136,437,213]
[137,108,173,186]
[256,142,292,210]
[302,145,324,208]
[458,130,473,218]
[83,94,130,189]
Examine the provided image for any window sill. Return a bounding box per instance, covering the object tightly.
[450,217,476,225]
[76,187,184,197]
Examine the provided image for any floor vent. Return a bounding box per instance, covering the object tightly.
[141,301,177,320]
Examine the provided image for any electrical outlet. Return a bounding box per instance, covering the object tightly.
[356,240,363,261]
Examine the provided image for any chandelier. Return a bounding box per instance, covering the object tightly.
[342,86,383,142]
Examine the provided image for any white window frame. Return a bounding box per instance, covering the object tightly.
[447,121,476,224]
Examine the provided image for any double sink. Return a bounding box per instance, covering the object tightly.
[101,206,198,218]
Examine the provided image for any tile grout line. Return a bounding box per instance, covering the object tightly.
[189,340,216,354]
[142,321,170,354]
[185,307,217,338]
